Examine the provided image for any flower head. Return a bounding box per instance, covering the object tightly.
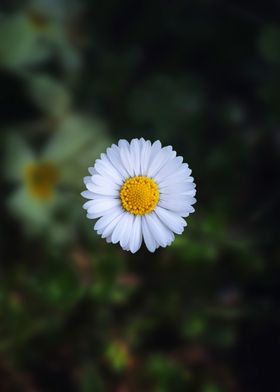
[25,161,60,199]
[5,114,110,242]
[82,138,196,253]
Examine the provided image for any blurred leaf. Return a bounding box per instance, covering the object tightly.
[0,13,51,68]
[182,315,207,339]
[105,341,131,372]
[146,354,191,391]
[259,25,280,63]
[80,363,105,392]
[202,383,225,392]
[4,133,35,181]
[28,74,71,116]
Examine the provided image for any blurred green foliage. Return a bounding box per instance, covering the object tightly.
[1,0,279,391]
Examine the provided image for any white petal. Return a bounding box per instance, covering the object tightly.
[147,146,176,178]
[158,199,196,213]
[91,174,119,190]
[87,198,121,215]
[158,172,193,188]
[100,213,124,239]
[139,137,146,150]
[83,200,95,210]
[111,212,133,244]
[143,140,161,176]
[94,206,123,232]
[159,163,192,183]
[120,213,134,248]
[87,206,121,219]
[86,182,119,197]
[142,215,158,252]
[140,140,152,175]
[130,139,141,176]
[154,156,183,183]
[107,144,129,178]
[170,164,192,178]
[159,182,195,194]
[155,206,186,234]
[83,176,92,185]
[176,206,195,217]
[87,212,100,219]
[158,196,196,211]
[81,190,96,199]
[88,167,97,175]
[159,193,196,203]
[145,212,174,247]
[118,139,130,149]
[183,189,197,197]
[148,140,161,166]
[160,174,195,188]
[128,215,142,253]
[186,196,197,205]
[95,156,123,185]
[118,139,134,177]
[111,214,126,244]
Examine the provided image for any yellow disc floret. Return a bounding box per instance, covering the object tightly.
[120,176,160,215]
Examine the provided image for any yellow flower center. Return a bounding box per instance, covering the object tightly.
[25,162,59,200]
[28,11,50,30]
[120,176,160,215]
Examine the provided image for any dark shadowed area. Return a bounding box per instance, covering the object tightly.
[1,1,280,391]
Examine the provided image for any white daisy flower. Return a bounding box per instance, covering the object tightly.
[82,138,196,253]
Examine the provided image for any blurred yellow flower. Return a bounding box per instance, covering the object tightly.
[25,162,60,200]
[5,114,111,242]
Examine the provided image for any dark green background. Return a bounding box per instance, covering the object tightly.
[1,1,280,391]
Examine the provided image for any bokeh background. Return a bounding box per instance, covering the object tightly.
[1,1,280,391]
